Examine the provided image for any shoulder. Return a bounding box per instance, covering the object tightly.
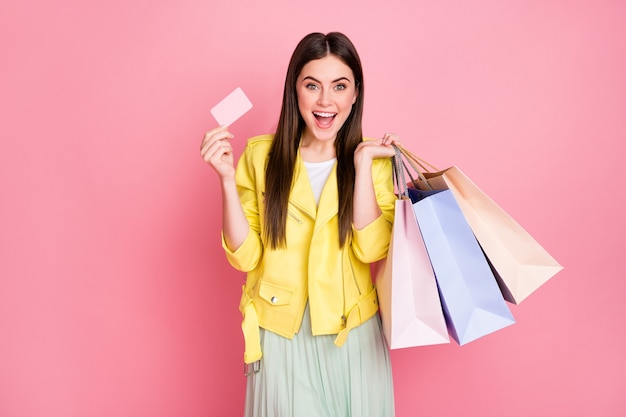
[241,134,273,159]
[246,134,274,150]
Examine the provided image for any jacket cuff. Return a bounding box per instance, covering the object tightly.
[351,213,392,263]
[221,229,262,271]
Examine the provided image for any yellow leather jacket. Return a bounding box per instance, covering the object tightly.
[222,135,395,363]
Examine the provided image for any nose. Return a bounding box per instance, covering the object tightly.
[317,87,331,106]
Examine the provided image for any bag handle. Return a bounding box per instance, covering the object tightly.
[397,145,440,172]
[391,145,408,197]
[391,144,434,193]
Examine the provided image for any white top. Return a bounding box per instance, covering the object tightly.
[303,158,337,206]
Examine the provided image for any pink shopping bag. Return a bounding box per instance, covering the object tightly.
[374,149,449,349]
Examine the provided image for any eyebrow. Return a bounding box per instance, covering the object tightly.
[302,76,352,84]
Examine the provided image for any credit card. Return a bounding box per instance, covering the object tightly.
[210,87,253,127]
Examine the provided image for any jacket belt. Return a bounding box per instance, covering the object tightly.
[240,285,379,363]
[239,285,262,364]
[334,286,379,347]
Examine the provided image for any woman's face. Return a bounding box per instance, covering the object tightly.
[296,55,358,144]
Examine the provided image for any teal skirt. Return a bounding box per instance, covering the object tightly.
[244,304,395,417]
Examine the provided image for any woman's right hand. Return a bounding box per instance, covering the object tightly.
[200,125,236,179]
[201,125,249,251]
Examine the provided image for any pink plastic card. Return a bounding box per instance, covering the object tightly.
[210,87,253,127]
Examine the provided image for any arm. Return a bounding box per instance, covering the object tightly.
[352,134,398,229]
[200,126,249,251]
[351,134,399,263]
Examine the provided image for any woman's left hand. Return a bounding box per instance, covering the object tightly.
[354,133,401,166]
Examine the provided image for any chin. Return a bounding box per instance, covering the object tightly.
[314,130,339,142]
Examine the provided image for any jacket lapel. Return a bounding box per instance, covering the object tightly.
[288,152,317,219]
[289,150,339,232]
[314,162,339,233]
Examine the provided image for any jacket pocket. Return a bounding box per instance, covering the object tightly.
[258,281,294,306]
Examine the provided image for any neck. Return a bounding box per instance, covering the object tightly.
[299,135,336,163]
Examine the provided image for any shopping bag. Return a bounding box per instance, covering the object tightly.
[407,186,516,345]
[375,150,449,348]
[391,146,514,345]
[375,198,450,349]
[399,146,563,304]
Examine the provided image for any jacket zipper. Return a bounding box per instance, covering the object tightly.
[349,254,362,295]
[288,210,303,224]
[341,251,361,327]
[263,190,302,224]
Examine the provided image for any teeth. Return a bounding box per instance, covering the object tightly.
[313,112,335,118]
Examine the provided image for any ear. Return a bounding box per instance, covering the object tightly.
[352,88,358,104]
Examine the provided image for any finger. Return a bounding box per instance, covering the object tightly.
[200,126,232,149]
[382,132,401,146]
[200,134,232,157]
[203,146,232,166]
[201,126,230,146]
[201,135,233,162]
[200,132,233,156]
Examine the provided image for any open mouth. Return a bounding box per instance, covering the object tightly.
[313,111,336,127]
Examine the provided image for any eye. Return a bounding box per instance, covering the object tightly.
[334,84,347,91]
[306,83,319,90]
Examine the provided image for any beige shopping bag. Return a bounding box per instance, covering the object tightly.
[399,146,563,304]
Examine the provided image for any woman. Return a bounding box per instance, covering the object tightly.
[201,32,397,417]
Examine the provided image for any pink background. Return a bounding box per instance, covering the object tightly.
[2,0,625,416]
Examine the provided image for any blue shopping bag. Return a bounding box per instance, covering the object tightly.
[407,187,515,345]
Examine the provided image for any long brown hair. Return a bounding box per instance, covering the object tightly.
[264,32,364,249]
